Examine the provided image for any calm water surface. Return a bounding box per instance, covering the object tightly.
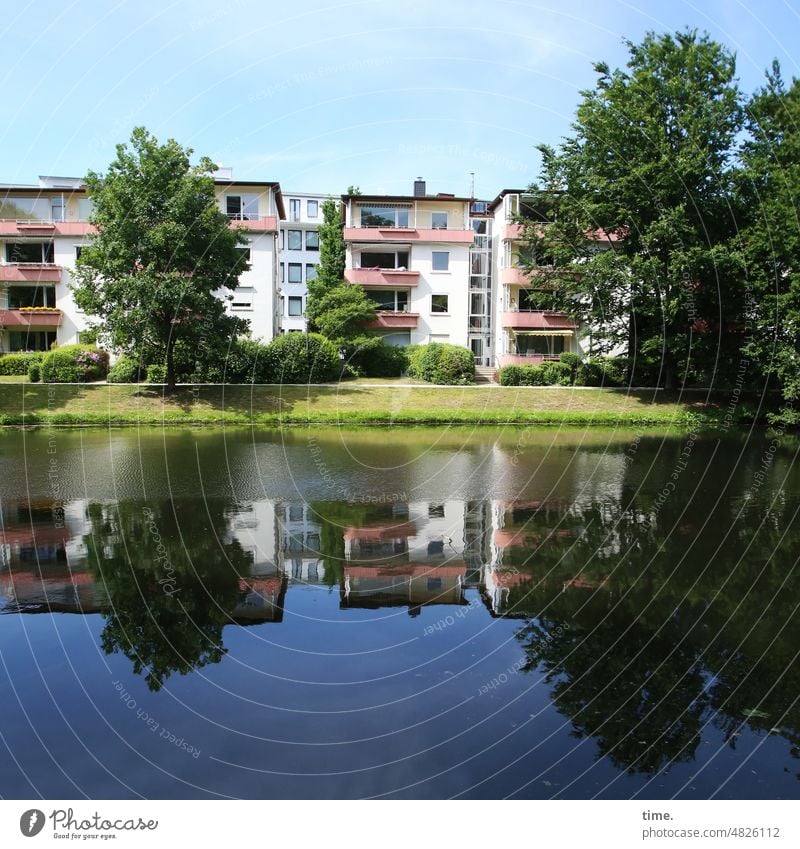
[0,426,798,799]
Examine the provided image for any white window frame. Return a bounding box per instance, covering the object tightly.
[287,263,302,283]
[307,200,318,218]
[431,294,449,314]
[287,295,303,316]
[431,251,449,272]
[231,286,254,310]
[431,211,448,230]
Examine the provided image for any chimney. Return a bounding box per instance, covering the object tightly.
[413,178,426,197]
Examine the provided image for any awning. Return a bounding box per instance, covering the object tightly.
[510,329,575,336]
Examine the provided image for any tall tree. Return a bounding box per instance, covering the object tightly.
[739,63,800,419]
[305,197,376,356]
[72,127,249,391]
[523,30,745,388]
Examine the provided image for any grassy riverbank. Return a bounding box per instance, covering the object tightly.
[0,382,756,428]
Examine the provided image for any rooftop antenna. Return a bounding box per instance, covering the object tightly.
[469,171,475,199]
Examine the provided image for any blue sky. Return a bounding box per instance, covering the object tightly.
[2,0,798,198]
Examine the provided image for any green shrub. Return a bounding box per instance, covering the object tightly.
[40,345,109,383]
[348,341,408,378]
[27,362,41,383]
[0,352,44,375]
[406,343,474,385]
[540,361,573,386]
[499,365,523,386]
[107,355,144,383]
[189,338,272,383]
[576,357,624,387]
[559,352,580,370]
[263,332,342,384]
[146,364,167,384]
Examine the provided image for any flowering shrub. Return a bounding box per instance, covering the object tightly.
[40,345,109,382]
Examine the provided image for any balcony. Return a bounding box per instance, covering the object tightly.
[345,268,420,287]
[504,222,524,240]
[365,311,419,330]
[500,266,533,286]
[500,310,577,331]
[0,308,63,328]
[344,227,474,244]
[227,215,278,233]
[0,220,93,237]
[498,353,563,367]
[0,265,62,282]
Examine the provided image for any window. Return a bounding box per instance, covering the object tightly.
[428,504,445,518]
[429,334,450,344]
[306,263,317,281]
[231,287,254,309]
[365,289,408,312]
[288,263,302,283]
[305,230,319,251]
[359,205,409,228]
[287,296,303,316]
[280,263,284,283]
[431,211,448,229]
[2,197,50,220]
[307,200,318,218]
[289,199,301,221]
[75,246,83,260]
[431,251,449,271]
[359,251,409,270]
[280,230,285,249]
[77,198,94,220]
[51,197,64,222]
[431,294,449,314]
[9,330,56,351]
[226,194,258,220]
[287,230,302,250]
[5,242,54,264]
[7,285,56,309]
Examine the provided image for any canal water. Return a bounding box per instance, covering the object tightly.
[0,426,798,799]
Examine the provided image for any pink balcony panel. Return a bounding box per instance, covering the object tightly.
[365,312,419,330]
[345,268,420,286]
[504,223,524,240]
[0,220,94,236]
[345,227,474,244]
[229,216,278,232]
[0,309,63,327]
[498,354,563,367]
[500,311,577,330]
[0,265,62,282]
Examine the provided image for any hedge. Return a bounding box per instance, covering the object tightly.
[107,355,145,384]
[347,341,408,378]
[40,345,109,383]
[406,343,474,385]
[0,352,44,375]
[263,332,342,384]
[500,356,626,387]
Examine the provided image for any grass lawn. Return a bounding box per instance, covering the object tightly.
[0,382,750,428]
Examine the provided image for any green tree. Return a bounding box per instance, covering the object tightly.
[523,30,745,388]
[306,197,376,358]
[739,63,800,418]
[72,127,250,391]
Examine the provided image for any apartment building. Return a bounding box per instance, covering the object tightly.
[341,180,475,348]
[0,172,284,352]
[278,191,328,333]
[488,188,582,368]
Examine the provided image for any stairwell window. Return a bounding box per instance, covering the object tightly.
[431,251,449,272]
[431,294,449,314]
[287,296,303,316]
[305,231,319,251]
[287,230,302,250]
[288,263,302,283]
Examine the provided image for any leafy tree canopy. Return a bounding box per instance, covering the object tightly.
[72,127,249,390]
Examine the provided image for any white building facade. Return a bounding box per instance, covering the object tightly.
[0,173,284,352]
[278,192,328,333]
